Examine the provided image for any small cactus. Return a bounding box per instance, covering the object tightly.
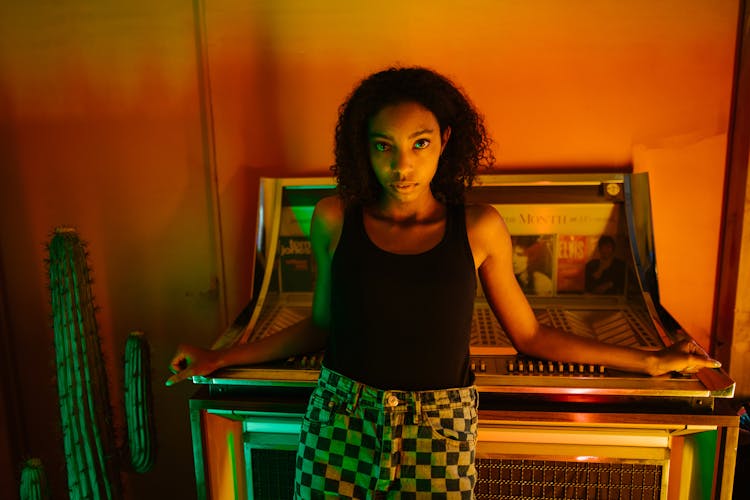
[124,331,156,472]
[19,458,50,500]
[48,227,121,499]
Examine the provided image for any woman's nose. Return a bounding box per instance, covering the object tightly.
[392,149,413,175]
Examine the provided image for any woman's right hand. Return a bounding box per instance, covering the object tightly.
[166,344,222,386]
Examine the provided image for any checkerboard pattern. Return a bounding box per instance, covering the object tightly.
[294,366,478,499]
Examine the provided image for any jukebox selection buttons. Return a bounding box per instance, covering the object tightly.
[472,360,487,372]
[483,356,606,376]
[292,354,323,369]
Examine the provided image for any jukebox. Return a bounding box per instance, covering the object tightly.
[188,173,738,499]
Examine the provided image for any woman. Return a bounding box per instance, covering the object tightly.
[167,67,719,499]
[585,235,626,294]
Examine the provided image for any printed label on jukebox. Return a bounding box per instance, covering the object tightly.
[557,235,591,293]
[278,236,315,292]
[495,204,619,236]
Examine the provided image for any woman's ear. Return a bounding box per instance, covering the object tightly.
[440,126,452,154]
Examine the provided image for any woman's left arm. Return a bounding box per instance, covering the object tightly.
[467,204,721,376]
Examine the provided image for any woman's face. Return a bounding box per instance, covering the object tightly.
[598,241,615,260]
[512,245,529,275]
[367,101,450,205]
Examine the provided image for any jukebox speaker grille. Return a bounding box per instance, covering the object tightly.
[474,458,662,499]
[245,451,663,499]
[471,305,661,351]
[249,448,296,500]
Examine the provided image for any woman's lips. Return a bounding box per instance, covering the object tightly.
[392,182,417,191]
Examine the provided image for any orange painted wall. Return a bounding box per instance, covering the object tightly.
[0,0,739,497]
[205,0,738,350]
[0,2,221,497]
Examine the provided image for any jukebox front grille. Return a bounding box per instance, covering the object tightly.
[250,299,661,353]
[249,448,297,500]
[249,296,307,343]
[240,448,666,500]
[471,304,660,351]
[474,458,662,500]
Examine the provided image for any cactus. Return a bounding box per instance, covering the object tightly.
[19,458,50,500]
[124,331,156,473]
[45,228,156,495]
[48,227,121,499]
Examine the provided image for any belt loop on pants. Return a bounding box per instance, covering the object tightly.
[346,383,363,413]
[413,395,421,424]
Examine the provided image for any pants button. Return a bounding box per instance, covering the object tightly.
[387,395,399,407]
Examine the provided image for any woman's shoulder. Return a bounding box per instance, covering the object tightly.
[312,195,346,241]
[314,195,345,220]
[463,203,512,267]
[464,203,507,234]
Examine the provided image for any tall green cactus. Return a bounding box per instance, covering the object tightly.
[124,331,156,473]
[48,227,121,499]
[19,458,50,500]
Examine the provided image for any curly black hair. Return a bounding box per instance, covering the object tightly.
[331,67,494,206]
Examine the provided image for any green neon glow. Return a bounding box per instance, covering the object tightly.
[289,206,315,239]
[284,184,336,190]
[693,430,718,500]
[227,431,239,500]
[282,186,336,239]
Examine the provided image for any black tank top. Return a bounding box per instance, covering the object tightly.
[324,203,477,390]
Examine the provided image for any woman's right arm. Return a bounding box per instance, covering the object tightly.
[166,196,343,386]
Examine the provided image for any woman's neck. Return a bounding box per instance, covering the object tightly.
[371,191,444,223]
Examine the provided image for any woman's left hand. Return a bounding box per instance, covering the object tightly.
[650,339,722,376]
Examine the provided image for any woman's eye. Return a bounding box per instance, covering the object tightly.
[374,142,391,152]
[414,139,430,149]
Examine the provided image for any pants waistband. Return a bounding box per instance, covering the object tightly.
[316,364,477,411]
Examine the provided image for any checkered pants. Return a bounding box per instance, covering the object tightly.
[294,365,478,499]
